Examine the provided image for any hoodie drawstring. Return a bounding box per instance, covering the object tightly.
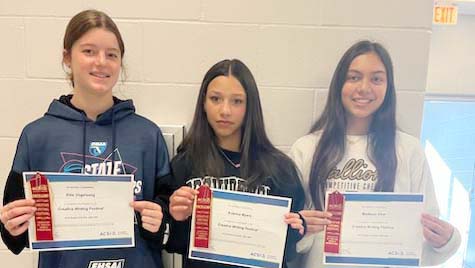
[111,107,116,165]
[82,110,117,173]
[82,118,87,173]
[81,112,116,173]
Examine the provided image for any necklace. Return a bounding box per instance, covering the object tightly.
[347,135,367,145]
[218,148,241,168]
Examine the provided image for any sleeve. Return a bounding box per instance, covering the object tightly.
[288,137,318,255]
[410,142,461,266]
[161,154,193,254]
[165,217,191,255]
[137,129,171,245]
[1,130,31,254]
[273,159,305,265]
[288,136,314,210]
[152,172,174,246]
[284,183,305,264]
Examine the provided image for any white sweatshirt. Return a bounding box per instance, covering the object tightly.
[289,130,461,268]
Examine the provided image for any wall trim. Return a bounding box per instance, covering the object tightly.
[425,92,475,101]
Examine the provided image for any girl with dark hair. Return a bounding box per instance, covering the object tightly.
[289,40,461,267]
[0,10,170,268]
[164,59,305,268]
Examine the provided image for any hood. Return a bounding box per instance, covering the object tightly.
[45,95,135,125]
[43,95,136,173]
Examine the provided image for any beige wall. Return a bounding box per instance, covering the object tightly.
[427,14,475,96]
[0,1,433,267]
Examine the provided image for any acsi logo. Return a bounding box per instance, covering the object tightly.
[88,259,125,268]
[89,142,107,157]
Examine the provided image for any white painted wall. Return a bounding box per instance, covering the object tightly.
[427,14,475,95]
[0,1,433,267]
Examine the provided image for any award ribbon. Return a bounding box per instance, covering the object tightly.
[324,191,345,253]
[193,185,212,248]
[29,172,54,241]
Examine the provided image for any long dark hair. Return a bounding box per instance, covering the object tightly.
[178,59,299,188]
[309,40,397,209]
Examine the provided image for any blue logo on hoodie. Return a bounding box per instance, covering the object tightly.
[89,142,107,157]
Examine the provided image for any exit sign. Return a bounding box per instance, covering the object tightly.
[433,5,458,25]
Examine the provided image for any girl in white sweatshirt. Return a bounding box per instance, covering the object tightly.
[289,40,461,268]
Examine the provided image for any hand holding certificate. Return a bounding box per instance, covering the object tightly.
[323,192,424,267]
[189,187,292,268]
[23,172,135,251]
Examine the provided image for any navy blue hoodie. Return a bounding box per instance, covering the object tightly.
[1,95,170,268]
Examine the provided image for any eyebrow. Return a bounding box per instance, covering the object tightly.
[208,89,245,97]
[347,69,386,75]
[78,43,120,52]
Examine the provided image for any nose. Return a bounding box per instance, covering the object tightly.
[219,100,231,117]
[94,52,106,66]
[357,77,371,94]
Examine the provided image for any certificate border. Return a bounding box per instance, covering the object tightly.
[24,172,133,182]
[31,238,133,250]
[343,193,424,202]
[324,192,423,267]
[325,256,420,266]
[191,251,280,268]
[212,190,290,207]
[23,172,135,251]
[189,189,291,268]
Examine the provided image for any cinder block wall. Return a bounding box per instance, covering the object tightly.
[427,15,475,95]
[0,1,433,267]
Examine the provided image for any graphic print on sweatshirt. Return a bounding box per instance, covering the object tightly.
[88,259,125,268]
[186,176,271,195]
[89,141,108,157]
[326,158,378,192]
[58,145,142,196]
[59,149,137,175]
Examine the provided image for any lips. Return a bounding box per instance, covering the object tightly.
[352,98,374,104]
[216,120,233,126]
[90,72,111,78]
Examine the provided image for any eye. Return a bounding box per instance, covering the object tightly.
[372,75,386,84]
[346,74,360,82]
[232,98,244,105]
[82,49,94,55]
[107,52,119,59]
[209,95,220,103]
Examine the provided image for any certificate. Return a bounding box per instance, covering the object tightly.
[324,192,424,267]
[189,189,292,268]
[23,172,135,251]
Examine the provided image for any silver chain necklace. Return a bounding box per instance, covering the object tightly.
[218,148,241,168]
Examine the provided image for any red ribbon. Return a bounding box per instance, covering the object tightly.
[29,173,54,241]
[193,185,212,248]
[324,191,345,253]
